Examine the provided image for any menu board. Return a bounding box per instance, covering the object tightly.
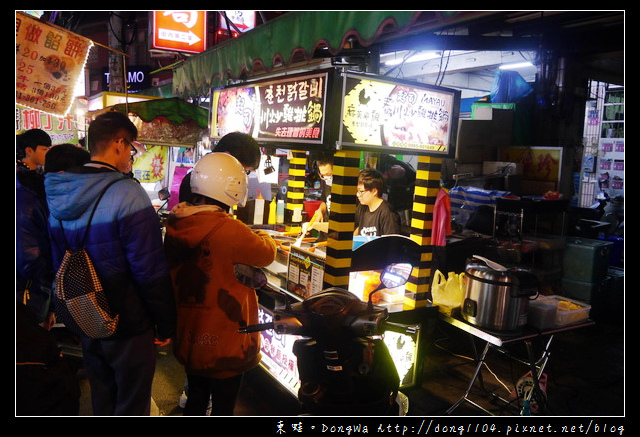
[212,71,328,144]
[339,72,459,157]
[16,12,93,116]
[286,246,325,298]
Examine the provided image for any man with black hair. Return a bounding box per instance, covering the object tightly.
[45,112,176,415]
[307,152,333,234]
[17,128,51,172]
[16,129,54,328]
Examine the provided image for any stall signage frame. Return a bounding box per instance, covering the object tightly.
[211,70,329,146]
[338,72,460,157]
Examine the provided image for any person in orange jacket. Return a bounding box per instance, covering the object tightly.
[164,152,277,416]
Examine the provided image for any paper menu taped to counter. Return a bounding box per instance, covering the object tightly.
[286,246,325,299]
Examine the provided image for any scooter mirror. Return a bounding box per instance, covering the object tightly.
[234,264,268,289]
[158,187,171,201]
[367,263,412,307]
[381,263,412,289]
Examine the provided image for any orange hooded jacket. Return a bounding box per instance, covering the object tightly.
[164,203,277,378]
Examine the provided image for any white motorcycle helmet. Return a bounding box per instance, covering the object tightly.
[190,152,248,207]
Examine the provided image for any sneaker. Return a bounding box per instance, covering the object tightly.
[178,391,188,409]
[178,391,213,412]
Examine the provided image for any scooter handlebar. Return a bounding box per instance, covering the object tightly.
[238,322,275,333]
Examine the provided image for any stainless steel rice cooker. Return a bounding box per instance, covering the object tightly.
[461,256,539,331]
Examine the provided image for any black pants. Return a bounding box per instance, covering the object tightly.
[184,373,243,416]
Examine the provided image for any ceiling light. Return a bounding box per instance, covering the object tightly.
[383,51,440,66]
[499,61,535,70]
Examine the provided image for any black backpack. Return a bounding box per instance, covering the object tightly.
[54,177,126,339]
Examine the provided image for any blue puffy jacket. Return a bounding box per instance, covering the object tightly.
[45,167,176,339]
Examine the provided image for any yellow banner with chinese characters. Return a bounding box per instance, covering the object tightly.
[132,145,168,183]
[16,12,93,116]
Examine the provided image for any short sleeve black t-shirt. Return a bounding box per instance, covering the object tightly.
[355,200,401,236]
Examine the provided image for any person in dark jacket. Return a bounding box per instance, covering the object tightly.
[45,112,176,416]
[16,301,81,416]
[16,129,53,328]
[178,132,261,202]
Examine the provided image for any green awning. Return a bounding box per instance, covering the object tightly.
[111,97,209,129]
[172,11,422,98]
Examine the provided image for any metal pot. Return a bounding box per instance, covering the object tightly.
[461,256,538,331]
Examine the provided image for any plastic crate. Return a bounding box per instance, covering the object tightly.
[528,295,559,330]
[563,237,612,283]
[546,295,591,326]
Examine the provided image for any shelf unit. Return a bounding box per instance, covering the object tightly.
[597,86,624,198]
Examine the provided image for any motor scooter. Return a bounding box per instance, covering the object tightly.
[570,191,624,239]
[236,262,413,416]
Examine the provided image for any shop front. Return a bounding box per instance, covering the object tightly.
[204,65,461,396]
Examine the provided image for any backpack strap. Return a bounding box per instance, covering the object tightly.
[58,176,128,250]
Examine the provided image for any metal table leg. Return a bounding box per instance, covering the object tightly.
[521,335,553,415]
[446,341,494,415]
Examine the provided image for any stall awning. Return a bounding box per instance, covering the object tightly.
[100,97,209,148]
[110,97,209,129]
[172,11,427,97]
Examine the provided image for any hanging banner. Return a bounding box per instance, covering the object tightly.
[16,103,80,145]
[132,145,168,183]
[339,72,460,157]
[15,12,93,117]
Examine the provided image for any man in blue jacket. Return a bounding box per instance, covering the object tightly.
[45,112,176,416]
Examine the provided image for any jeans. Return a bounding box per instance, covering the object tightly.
[81,328,156,415]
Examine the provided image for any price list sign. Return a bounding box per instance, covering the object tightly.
[16,12,93,116]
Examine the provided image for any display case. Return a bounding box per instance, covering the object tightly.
[253,234,432,395]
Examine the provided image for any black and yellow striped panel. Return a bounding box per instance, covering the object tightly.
[323,150,360,288]
[405,156,442,309]
[285,150,307,233]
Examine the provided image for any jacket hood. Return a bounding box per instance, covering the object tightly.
[45,171,126,221]
[166,202,229,248]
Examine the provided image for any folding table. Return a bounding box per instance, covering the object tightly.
[440,313,594,415]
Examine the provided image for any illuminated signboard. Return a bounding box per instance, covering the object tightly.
[212,72,328,145]
[218,11,256,32]
[152,11,207,54]
[257,304,420,395]
[339,72,460,157]
[16,12,93,117]
[257,306,301,397]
